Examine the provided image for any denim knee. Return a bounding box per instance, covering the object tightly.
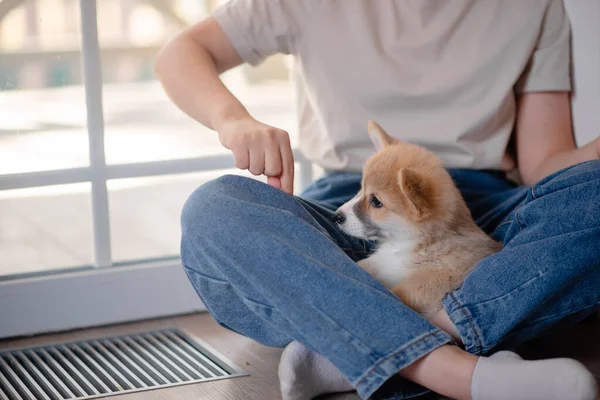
[181,174,252,232]
[180,175,259,276]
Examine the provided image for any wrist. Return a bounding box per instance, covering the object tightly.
[211,105,252,131]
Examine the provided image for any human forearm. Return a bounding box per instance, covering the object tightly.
[515,92,600,185]
[522,138,599,185]
[155,36,249,130]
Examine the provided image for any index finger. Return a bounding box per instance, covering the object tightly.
[279,142,295,195]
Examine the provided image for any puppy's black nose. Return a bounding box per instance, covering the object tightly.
[333,212,346,224]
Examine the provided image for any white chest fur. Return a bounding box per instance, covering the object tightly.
[357,240,416,289]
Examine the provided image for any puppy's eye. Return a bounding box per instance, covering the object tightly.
[370,195,383,209]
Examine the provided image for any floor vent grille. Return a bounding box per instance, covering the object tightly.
[0,328,247,399]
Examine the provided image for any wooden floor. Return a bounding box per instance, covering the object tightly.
[2,312,600,400]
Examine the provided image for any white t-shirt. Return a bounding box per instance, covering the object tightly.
[214,0,571,172]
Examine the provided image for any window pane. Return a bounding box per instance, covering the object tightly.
[0,183,94,277]
[0,0,88,175]
[97,0,297,165]
[107,170,251,262]
[107,166,314,263]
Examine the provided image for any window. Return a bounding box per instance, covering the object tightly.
[0,0,312,338]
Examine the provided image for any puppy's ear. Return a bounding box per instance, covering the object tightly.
[368,121,395,151]
[397,168,434,219]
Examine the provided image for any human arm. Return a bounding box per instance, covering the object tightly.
[511,0,599,185]
[154,17,294,193]
[515,91,599,186]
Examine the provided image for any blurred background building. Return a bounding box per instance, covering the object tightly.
[1,0,200,89]
[0,0,289,90]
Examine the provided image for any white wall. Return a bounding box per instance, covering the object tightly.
[564,0,600,146]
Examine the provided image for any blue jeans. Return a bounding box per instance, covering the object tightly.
[180,161,600,399]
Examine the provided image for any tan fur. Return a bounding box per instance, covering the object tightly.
[362,121,502,315]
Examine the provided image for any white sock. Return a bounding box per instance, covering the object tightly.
[278,341,354,400]
[279,344,598,400]
[472,351,598,400]
[489,350,524,361]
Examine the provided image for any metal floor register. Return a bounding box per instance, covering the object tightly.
[0,328,247,399]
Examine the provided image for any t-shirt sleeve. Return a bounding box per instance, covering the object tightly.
[515,0,571,93]
[212,0,300,66]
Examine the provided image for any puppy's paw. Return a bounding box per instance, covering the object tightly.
[391,272,445,314]
[392,281,428,313]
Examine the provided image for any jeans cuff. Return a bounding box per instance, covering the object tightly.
[354,330,452,399]
[442,292,484,355]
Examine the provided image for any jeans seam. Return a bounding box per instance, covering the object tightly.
[242,294,278,311]
[502,208,524,248]
[494,218,514,232]
[450,292,484,355]
[354,330,444,388]
[181,262,230,284]
[530,185,538,200]
[466,269,548,309]
[495,219,513,229]
[514,209,523,230]
[500,187,531,247]
[310,303,375,359]
[181,265,235,331]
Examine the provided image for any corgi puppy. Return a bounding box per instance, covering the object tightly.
[334,121,501,315]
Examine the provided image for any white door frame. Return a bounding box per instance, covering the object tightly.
[0,0,313,339]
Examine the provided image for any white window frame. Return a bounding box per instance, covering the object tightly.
[0,0,313,339]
